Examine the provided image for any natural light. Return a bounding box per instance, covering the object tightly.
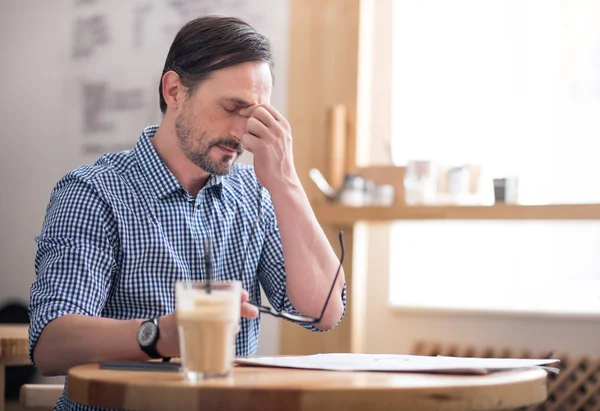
[389,0,600,313]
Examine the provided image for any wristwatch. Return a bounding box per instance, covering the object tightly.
[137,318,165,360]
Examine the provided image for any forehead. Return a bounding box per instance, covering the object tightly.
[195,61,272,104]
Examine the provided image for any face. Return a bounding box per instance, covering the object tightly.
[174,61,272,175]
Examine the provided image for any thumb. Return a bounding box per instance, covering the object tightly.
[241,302,259,319]
[240,289,259,319]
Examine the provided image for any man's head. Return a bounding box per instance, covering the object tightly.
[159,16,274,175]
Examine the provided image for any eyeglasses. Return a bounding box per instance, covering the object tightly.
[202,228,344,324]
[248,231,345,324]
[223,181,345,324]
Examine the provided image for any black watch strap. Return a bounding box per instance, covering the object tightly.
[141,341,162,359]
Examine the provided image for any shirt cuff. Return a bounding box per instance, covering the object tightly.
[28,301,90,366]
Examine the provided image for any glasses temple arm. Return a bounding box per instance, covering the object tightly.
[317,231,345,321]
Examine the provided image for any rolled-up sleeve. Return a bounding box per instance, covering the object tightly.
[256,190,347,332]
[29,173,116,364]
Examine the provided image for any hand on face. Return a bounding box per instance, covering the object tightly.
[239,104,298,191]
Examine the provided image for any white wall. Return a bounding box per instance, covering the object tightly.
[0,0,286,355]
[0,1,70,305]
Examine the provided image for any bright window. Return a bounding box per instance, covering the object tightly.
[389,0,600,313]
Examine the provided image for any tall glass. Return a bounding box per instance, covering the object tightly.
[175,280,241,382]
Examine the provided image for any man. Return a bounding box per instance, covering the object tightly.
[29,16,346,410]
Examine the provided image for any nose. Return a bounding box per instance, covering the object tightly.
[229,114,246,141]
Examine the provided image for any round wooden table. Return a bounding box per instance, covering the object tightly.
[0,325,30,411]
[67,363,548,411]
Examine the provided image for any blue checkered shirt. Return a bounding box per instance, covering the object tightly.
[29,126,345,411]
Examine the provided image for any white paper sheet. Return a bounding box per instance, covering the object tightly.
[235,353,560,375]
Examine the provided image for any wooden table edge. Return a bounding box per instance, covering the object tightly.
[67,363,549,411]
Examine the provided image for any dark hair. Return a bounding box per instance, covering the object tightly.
[159,16,274,114]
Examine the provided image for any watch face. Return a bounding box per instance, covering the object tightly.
[137,321,158,347]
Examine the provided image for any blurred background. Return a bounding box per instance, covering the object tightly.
[2,0,600,409]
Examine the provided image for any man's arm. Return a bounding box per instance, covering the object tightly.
[30,173,176,376]
[267,182,345,330]
[241,105,346,331]
[32,313,178,376]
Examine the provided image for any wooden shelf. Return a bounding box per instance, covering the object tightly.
[314,203,600,224]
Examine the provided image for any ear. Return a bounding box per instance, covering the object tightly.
[161,71,185,111]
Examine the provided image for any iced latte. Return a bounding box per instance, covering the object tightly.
[175,281,241,381]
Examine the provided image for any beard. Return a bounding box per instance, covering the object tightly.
[174,105,244,176]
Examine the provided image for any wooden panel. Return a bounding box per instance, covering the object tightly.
[0,325,29,365]
[287,0,361,205]
[314,203,600,224]
[328,105,348,191]
[281,0,362,355]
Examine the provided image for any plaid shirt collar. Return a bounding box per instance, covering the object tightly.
[134,125,225,201]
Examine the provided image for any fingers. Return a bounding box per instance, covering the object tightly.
[241,132,262,153]
[241,302,259,319]
[260,104,286,124]
[243,106,275,127]
[240,289,259,319]
[244,108,285,146]
[239,104,289,151]
[239,104,277,121]
[246,116,271,138]
[240,104,288,127]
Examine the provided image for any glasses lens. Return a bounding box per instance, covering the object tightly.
[252,303,317,323]
[281,312,318,323]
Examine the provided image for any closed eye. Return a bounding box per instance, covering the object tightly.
[223,106,237,114]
